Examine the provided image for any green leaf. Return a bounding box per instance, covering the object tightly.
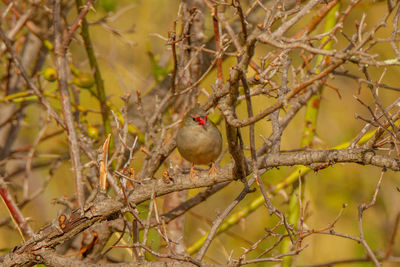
[98,0,117,12]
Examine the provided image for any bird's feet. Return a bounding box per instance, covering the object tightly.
[208,162,217,184]
[190,164,199,186]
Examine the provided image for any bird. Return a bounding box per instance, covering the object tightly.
[176,107,222,182]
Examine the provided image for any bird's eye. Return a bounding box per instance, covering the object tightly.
[192,117,197,122]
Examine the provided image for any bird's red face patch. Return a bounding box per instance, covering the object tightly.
[192,115,207,125]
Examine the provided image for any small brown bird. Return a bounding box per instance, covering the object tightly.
[176,107,222,180]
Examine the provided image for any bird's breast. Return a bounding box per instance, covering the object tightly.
[176,125,222,165]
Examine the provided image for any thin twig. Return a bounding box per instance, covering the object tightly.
[54,0,85,211]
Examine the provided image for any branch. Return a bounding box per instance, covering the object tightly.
[54,0,85,211]
[1,147,399,265]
